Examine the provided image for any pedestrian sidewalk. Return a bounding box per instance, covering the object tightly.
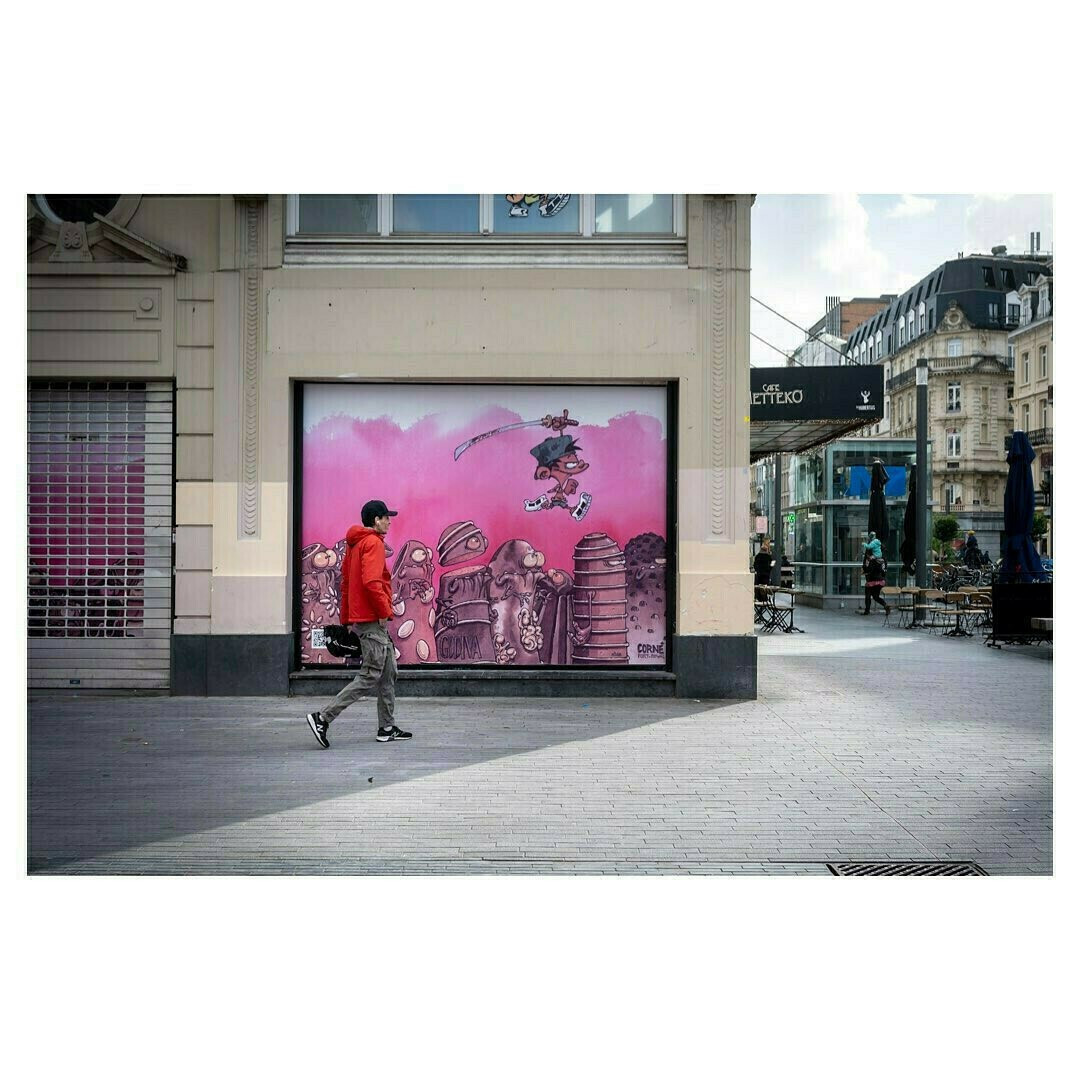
[28,605,1052,875]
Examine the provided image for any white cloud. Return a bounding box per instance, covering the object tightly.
[814,194,889,280]
[886,194,938,219]
[964,194,1053,255]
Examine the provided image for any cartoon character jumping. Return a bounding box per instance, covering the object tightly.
[452,407,593,521]
[524,414,592,520]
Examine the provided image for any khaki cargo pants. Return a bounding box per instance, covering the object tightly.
[320,621,397,730]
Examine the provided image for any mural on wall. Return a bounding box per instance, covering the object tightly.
[300,384,669,667]
[504,194,571,218]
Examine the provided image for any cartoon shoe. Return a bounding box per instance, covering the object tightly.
[524,496,549,512]
[570,491,593,522]
[539,194,571,217]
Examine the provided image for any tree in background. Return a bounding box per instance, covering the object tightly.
[932,514,960,563]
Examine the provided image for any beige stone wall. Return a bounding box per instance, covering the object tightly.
[206,194,754,640]
[27,194,756,648]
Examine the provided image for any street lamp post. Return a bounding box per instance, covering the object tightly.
[916,356,928,588]
[771,452,783,586]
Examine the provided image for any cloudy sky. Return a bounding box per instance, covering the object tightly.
[749,194,1055,366]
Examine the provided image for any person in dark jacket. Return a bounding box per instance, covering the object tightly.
[753,539,775,600]
[963,531,982,569]
[306,500,411,748]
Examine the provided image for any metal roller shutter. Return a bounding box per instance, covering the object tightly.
[28,381,174,690]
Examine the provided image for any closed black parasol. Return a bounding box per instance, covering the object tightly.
[1000,431,1048,583]
[900,463,917,576]
[867,459,890,549]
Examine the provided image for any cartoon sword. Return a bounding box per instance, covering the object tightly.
[453,412,578,460]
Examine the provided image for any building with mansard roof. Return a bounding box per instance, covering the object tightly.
[844,248,1052,553]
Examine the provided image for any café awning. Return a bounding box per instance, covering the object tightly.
[749,365,884,462]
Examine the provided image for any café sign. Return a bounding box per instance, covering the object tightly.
[749,366,884,423]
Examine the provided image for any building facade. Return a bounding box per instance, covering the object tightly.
[1008,271,1053,555]
[28,194,757,698]
[844,252,1052,554]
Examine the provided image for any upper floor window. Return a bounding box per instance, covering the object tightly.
[907,311,915,340]
[1008,302,1020,322]
[947,338,963,358]
[1001,268,1016,289]
[1039,345,1047,378]
[919,301,926,334]
[288,194,683,241]
[947,383,962,412]
[298,194,379,235]
[898,320,906,347]
[1008,344,1015,367]
[1026,270,1038,285]
[1022,352,1030,383]
[989,301,1000,321]
[982,266,995,287]
[1040,398,1048,427]
[947,430,962,458]
[394,195,480,234]
[875,329,882,355]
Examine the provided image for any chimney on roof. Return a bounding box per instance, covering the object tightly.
[992,245,1007,256]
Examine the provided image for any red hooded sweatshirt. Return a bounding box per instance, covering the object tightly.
[340,525,393,625]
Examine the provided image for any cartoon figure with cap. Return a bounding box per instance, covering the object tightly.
[524,432,592,521]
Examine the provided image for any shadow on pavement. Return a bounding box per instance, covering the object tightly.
[28,695,724,871]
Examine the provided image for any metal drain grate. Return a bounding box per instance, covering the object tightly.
[827,862,987,876]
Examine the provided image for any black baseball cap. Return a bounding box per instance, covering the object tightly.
[361,499,399,526]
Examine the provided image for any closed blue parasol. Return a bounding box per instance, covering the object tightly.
[1001,431,1048,583]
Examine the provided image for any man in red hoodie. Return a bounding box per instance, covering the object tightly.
[306,500,411,747]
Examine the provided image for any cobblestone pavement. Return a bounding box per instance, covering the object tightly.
[28,606,1052,875]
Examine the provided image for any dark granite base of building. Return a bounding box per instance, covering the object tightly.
[171,635,293,696]
[673,634,757,699]
[173,634,757,699]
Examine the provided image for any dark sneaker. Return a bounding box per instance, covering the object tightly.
[376,725,412,742]
[307,712,330,749]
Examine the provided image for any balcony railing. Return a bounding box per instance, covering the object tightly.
[887,368,916,391]
[1003,428,1053,451]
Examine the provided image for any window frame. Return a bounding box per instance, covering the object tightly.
[946,382,962,413]
[947,429,962,458]
[1039,344,1047,378]
[947,338,963,358]
[286,194,686,242]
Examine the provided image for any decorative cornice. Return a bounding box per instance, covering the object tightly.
[92,213,187,270]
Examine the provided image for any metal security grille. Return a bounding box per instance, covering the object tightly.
[827,862,988,877]
[28,382,174,690]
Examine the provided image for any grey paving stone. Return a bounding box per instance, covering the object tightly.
[28,605,1051,875]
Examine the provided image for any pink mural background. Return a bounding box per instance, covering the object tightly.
[300,385,670,667]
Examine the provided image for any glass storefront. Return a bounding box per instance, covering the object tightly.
[782,439,930,601]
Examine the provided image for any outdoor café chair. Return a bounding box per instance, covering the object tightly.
[880,586,902,626]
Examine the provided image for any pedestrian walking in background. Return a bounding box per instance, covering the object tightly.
[305,499,411,748]
[860,531,889,616]
[963,530,982,569]
[753,538,775,601]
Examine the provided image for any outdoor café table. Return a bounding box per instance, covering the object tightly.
[941,592,974,637]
